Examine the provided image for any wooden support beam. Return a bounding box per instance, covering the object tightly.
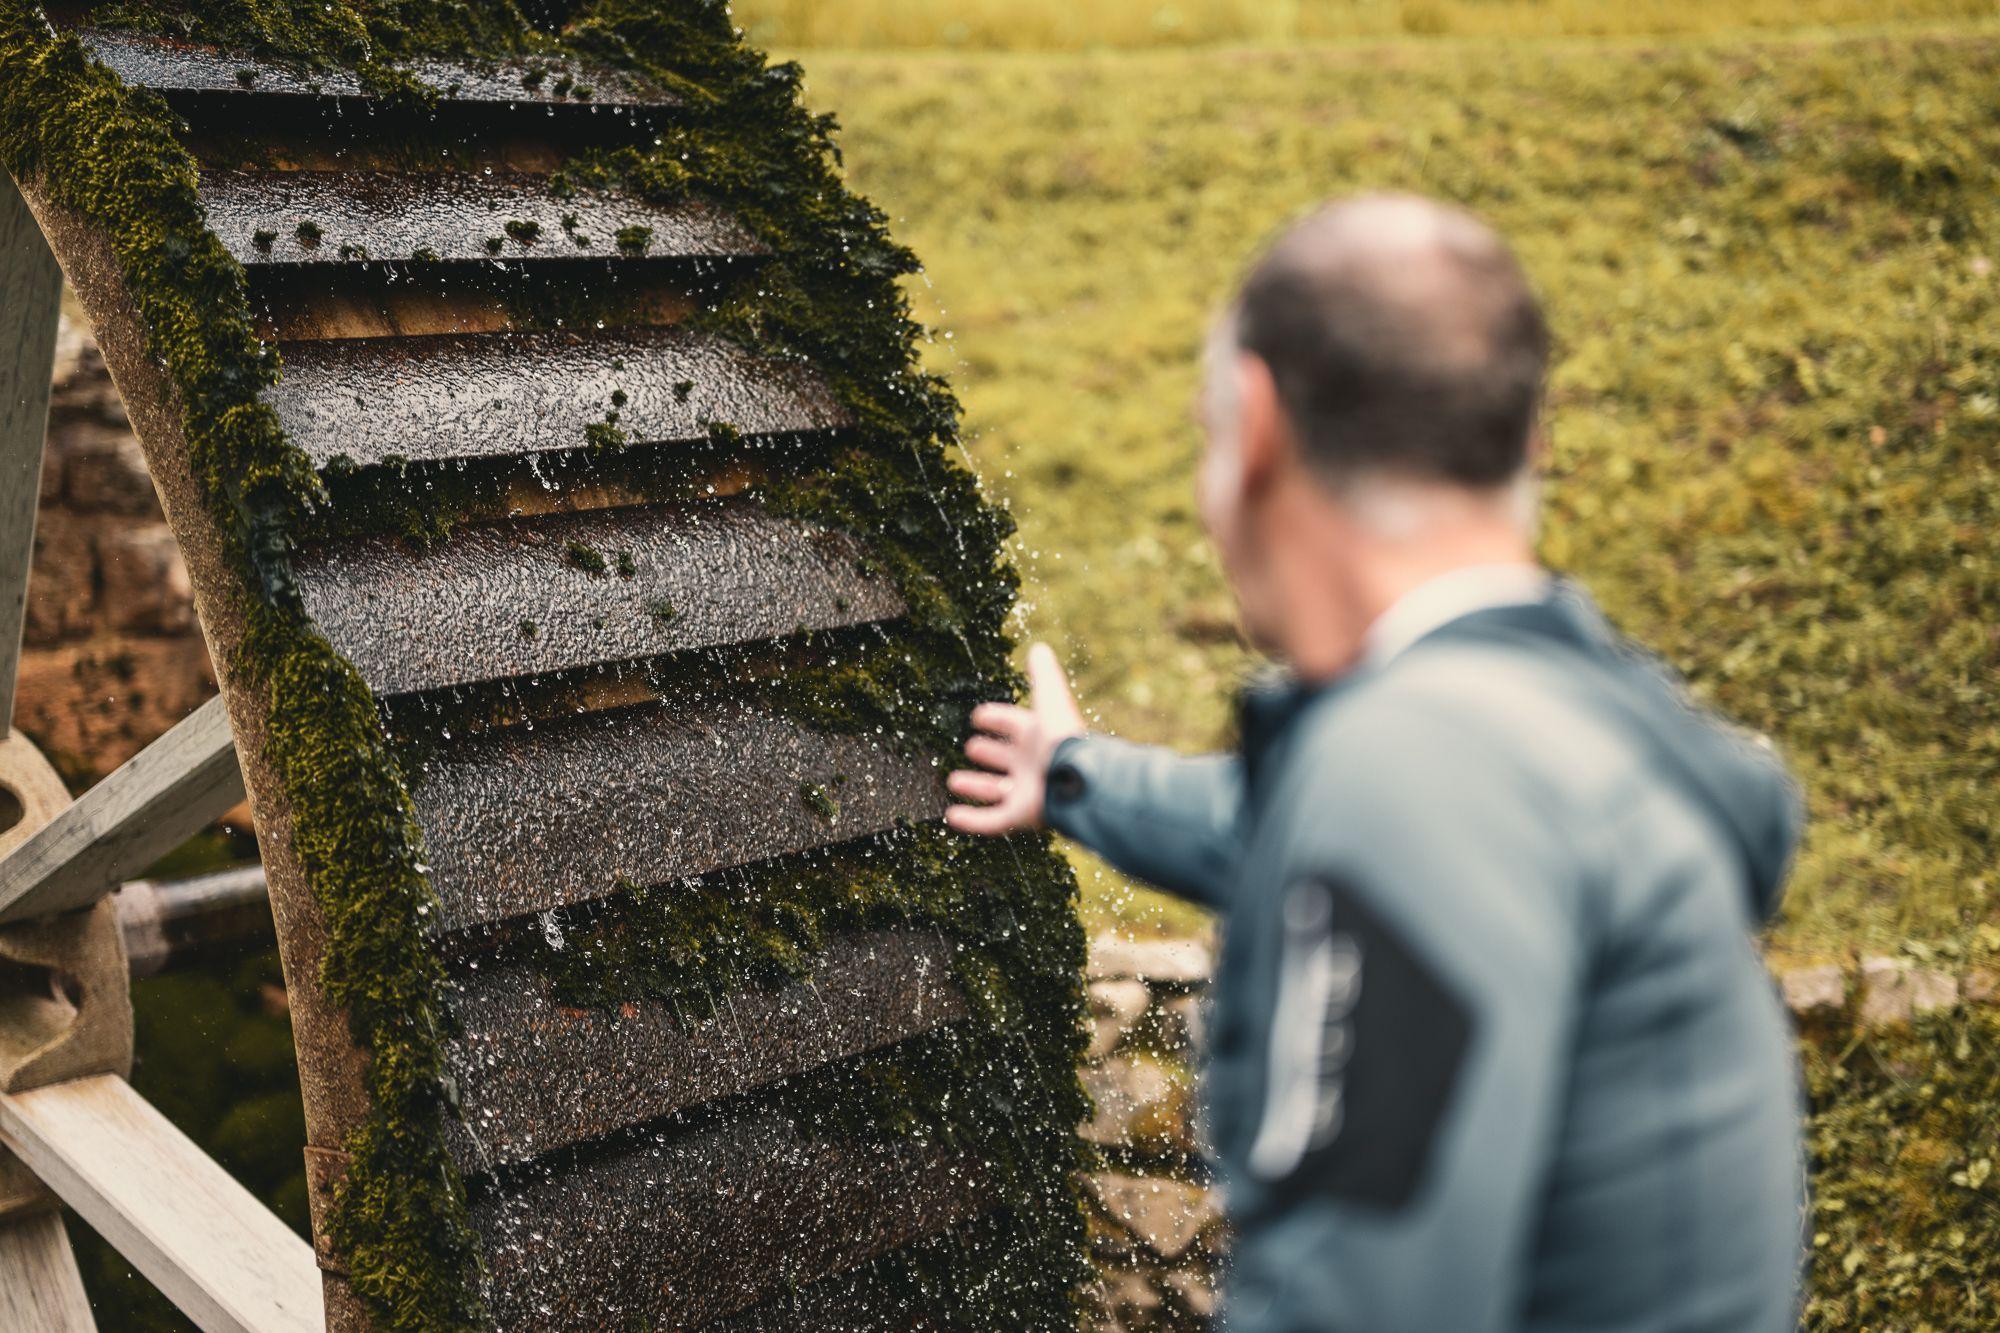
[0,697,243,925]
[117,865,273,978]
[0,1211,97,1332]
[0,172,65,737]
[0,1075,322,1333]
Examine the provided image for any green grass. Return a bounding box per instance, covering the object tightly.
[740,0,1998,50]
[795,26,2000,958]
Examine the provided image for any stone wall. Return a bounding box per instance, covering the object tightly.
[1079,930,1999,1331]
[16,314,218,789]
[1082,931,1221,1331]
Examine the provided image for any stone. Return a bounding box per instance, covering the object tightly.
[1778,964,1847,1016]
[1156,993,1206,1055]
[1089,1172,1220,1261]
[1106,1272,1163,1316]
[1859,957,1960,1027]
[1087,979,1152,1060]
[99,524,195,634]
[1081,1055,1177,1147]
[1858,957,1911,1026]
[12,639,217,782]
[1162,1270,1218,1318]
[1089,931,1212,986]
[1966,969,1998,1004]
[23,507,97,645]
[1910,968,1961,1015]
[61,423,160,514]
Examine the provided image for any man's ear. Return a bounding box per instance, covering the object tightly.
[1524,422,1549,472]
[1235,352,1287,497]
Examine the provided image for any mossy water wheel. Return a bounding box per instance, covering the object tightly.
[0,3,1091,1329]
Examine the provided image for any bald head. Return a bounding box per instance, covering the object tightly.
[1228,194,1548,491]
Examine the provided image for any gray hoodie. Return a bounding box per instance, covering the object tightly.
[1046,582,1805,1332]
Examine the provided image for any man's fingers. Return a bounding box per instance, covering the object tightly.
[946,769,1009,804]
[946,801,1023,836]
[969,701,1032,739]
[963,734,1016,772]
[1027,642,1085,735]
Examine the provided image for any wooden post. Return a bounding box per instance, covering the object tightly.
[0,171,64,738]
[118,865,274,978]
[0,1212,95,1331]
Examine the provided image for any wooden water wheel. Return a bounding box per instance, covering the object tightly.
[0,6,1087,1329]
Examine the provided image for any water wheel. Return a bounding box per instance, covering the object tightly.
[0,5,1088,1329]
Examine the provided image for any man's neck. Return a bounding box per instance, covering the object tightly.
[1276,507,1538,683]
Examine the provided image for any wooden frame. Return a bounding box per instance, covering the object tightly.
[1,168,314,1330]
[0,173,61,738]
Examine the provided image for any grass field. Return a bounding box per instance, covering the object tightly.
[737,0,2000,50]
[791,26,2000,959]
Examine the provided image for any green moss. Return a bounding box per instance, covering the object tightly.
[799,780,839,821]
[6,1,1090,1327]
[503,218,540,245]
[564,538,608,574]
[584,418,627,451]
[613,222,652,254]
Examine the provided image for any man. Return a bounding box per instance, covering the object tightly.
[946,195,1805,1331]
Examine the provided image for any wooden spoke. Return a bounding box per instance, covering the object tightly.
[0,1075,321,1333]
[0,697,243,925]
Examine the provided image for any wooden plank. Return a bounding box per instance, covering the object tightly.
[443,930,964,1171]
[76,28,672,111]
[203,170,759,268]
[0,697,243,924]
[471,1107,983,1331]
[270,328,845,471]
[0,1075,321,1333]
[296,502,903,696]
[410,702,945,931]
[0,1210,97,1332]
[0,172,64,736]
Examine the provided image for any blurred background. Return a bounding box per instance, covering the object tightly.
[25,1,1998,1327]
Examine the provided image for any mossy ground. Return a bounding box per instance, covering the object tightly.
[1803,1009,2000,1327]
[735,0,1999,50]
[793,29,2000,963]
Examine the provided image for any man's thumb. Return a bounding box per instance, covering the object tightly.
[1027,643,1084,732]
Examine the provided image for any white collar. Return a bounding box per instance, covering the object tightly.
[1361,563,1552,669]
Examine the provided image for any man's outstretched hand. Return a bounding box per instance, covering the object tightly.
[946,642,1086,836]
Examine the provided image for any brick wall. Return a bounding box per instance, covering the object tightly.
[15,315,218,789]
